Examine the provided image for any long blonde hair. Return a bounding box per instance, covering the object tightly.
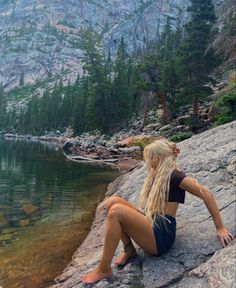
[139,137,181,226]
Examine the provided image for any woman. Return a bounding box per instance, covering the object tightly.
[80,137,234,284]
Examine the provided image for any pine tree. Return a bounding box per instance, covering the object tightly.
[158,16,183,120]
[82,28,111,133]
[0,82,6,130]
[179,0,217,126]
[72,76,89,134]
[19,70,25,87]
[112,37,131,128]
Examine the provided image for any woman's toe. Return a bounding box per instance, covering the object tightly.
[115,259,123,265]
[80,275,86,282]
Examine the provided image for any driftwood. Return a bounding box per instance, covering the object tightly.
[69,155,118,163]
[63,152,119,168]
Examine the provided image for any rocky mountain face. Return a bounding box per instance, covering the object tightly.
[51,120,236,288]
[212,0,236,73]
[0,0,202,91]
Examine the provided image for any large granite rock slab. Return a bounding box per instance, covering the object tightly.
[50,120,236,288]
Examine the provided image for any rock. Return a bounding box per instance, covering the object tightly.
[130,120,142,129]
[7,212,29,227]
[1,228,18,235]
[143,123,162,132]
[118,146,141,153]
[19,219,30,227]
[176,115,191,125]
[50,120,236,288]
[108,148,120,154]
[22,204,39,215]
[175,125,186,131]
[117,157,141,172]
[170,240,236,287]
[63,141,74,150]
[143,257,185,287]
[159,124,172,132]
[147,110,156,117]
[0,213,8,228]
[0,233,15,242]
[156,108,163,119]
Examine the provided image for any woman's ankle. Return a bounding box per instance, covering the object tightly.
[123,241,135,253]
[97,264,112,274]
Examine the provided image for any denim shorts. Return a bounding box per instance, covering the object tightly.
[152,214,176,256]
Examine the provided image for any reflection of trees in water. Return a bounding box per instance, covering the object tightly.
[0,139,118,233]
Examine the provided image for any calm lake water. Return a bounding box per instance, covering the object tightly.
[0,138,120,288]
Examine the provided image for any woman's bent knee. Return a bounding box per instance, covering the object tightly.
[107,203,124,218]
[105,196,123,211]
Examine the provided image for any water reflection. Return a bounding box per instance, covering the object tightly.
[0,138,120,287]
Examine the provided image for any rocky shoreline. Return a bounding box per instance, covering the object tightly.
[50,120,236,288]
[2,93,218,173]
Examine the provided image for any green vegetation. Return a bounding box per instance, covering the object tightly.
[212,88,236,126]
[0,83,6,130]
[170,131,193,142]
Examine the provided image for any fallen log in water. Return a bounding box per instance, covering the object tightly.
[69,155,118,163]
[63,152,119,168]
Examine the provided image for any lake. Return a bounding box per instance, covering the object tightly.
[0,138,120,288]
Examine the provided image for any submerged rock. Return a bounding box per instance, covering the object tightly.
[22,204,39,215]
[51,121,236,287]
[0,213,8,228]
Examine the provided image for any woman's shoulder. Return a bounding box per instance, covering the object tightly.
[171,168,187,175]
[170,169,187,185]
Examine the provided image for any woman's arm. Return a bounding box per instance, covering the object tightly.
[179,176,234,247]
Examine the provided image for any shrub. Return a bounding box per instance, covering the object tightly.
[212,89,236,126]
[170,131,192,142]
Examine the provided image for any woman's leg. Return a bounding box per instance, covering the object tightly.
[105,195,143,214]
[80,203,158,284]
[105,196,140,264]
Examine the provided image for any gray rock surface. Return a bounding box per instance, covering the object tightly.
[50,120,236,288]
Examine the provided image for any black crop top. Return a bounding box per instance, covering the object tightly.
[166,169,187,203]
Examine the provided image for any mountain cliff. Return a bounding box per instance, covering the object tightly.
[0,0,203,90]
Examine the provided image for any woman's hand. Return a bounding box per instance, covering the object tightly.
[216,227,234,247]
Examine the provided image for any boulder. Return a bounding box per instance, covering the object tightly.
[176,115,191,125]
[159,124,172,132]
[63,141,74,150]
[51,120,236,288]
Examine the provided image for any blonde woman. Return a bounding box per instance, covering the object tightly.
[80,137,234,284]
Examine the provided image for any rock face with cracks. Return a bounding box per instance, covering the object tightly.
[51,120,236,288]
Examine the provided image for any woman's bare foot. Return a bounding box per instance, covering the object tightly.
[114,243,137,266]
[80,266,113,284]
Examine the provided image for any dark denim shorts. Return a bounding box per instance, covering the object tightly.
[152,214,176,256]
